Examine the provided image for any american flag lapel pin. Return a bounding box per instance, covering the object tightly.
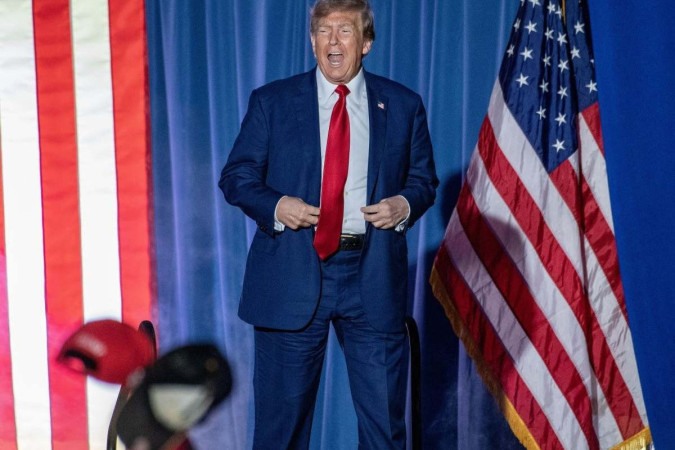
[377,101,385,110]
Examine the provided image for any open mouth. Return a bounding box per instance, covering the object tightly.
[328,52,344,66]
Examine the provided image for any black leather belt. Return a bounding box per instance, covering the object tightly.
[339,234,364,251]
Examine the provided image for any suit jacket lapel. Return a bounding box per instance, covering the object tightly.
[291,69,322,205]
[291,69,388,207]
[365,72,388,205]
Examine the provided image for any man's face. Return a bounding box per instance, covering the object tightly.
[311,10,372,85]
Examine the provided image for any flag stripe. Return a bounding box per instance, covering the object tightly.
[487,82,585,282]
[548,113,646,442]
[479,116,587,332]
[70,0,126,444]
[440,208,585,449]
[32,0,89,448]
[468,139,627,446]
[484,112,642,436]
[433,247,563,450]
[0,138,18,450]
[579,112,612,232]
[486,82,644,438]
[578,113,627,320]
[578,109,648,437]
[578,113,648,437]
[581,103,604,158]
[457,179,599,449]
[0,1,53,447]
[548,159,582,226]
[108,0,154,327]
[72,0,122,320]
[581,176,627,316]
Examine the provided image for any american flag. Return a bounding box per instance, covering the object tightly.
[0,0,153,448]
[430,0,651,449]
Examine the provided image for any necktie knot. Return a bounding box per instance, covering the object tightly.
[335,84,350,98]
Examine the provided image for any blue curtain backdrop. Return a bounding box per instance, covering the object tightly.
[588,1,675,448]
[146,0,675,449]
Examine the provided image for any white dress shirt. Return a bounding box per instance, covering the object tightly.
[316,68,369,235]
[274,68,409,233]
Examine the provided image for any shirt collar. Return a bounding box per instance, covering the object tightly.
[316,67,367,107]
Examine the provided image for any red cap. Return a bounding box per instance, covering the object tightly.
[58,319,155,385]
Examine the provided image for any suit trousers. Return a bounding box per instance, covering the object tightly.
[252,249,408,449]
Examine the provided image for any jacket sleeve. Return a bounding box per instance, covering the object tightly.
[398,95,438,230]
[218,89,283,235]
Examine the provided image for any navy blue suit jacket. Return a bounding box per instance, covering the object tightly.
[219,68,437,333]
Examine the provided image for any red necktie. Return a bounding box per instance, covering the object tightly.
[314,84,350,260]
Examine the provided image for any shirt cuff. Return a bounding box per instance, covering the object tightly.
[394,195,411,232]
[273,196,286,232]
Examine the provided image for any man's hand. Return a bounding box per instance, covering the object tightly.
[361,196,409,229]
[276,196,320,230]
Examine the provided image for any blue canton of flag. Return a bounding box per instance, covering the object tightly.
[500,0,580,172]
[565,0,599,111]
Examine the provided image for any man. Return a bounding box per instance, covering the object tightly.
[219,0,437,447]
